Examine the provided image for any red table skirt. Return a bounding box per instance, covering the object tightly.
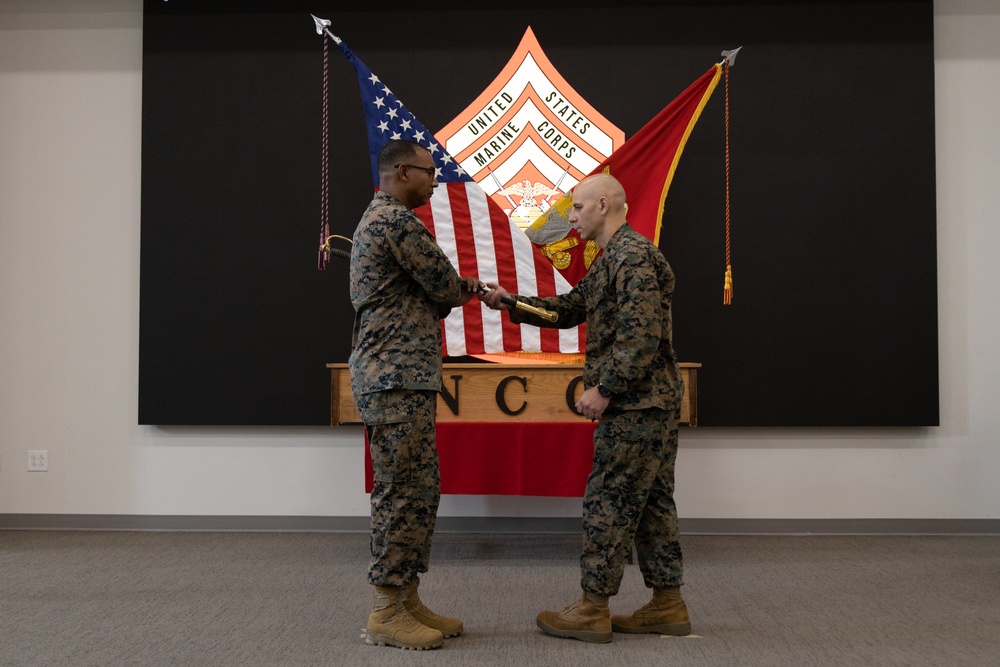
[364,422,598,496]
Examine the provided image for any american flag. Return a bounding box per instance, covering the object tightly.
[335,38,584,356]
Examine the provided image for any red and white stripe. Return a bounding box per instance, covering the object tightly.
[420,182,584,356]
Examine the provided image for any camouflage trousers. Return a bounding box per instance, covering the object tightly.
[580,404,683,597]
[357,389,440,588]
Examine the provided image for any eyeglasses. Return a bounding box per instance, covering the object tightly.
[394,163,437,177]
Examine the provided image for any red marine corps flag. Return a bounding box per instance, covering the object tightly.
[436,27,737,303]
[530,62,725,270]
[315,19,584,357]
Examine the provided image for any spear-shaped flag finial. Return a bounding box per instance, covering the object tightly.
[311,14,341,44]
[722,46,742,67]
[311,14,329,35]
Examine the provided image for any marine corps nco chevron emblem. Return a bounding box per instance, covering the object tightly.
[438,27,624,280]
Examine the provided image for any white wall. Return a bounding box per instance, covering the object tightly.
[1,0,998,521]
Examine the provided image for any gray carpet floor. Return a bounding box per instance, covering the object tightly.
[1,530,998,666]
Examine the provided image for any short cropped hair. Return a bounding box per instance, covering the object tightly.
[377,139,426,173]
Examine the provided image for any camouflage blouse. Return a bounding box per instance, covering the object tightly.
[348,191,463,396]
[509,223,682,411]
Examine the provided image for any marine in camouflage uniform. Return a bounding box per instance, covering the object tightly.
[349,139,475,649]
[509,220,684,595]
[482,173,688,643]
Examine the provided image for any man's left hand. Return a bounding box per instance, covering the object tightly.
[576,386,611,421]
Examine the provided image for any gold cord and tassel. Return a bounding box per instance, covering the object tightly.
[723,265,733,305]
[722,57,734,305]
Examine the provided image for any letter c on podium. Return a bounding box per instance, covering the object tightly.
[566,376,584,416]
[496,375,528,416]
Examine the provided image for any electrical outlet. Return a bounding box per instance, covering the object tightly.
[28,450,48,472]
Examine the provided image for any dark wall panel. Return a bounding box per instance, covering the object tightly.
[138,1,937,426]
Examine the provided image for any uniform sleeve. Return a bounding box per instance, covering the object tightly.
[388,213,463,312]
[601,248,663,395]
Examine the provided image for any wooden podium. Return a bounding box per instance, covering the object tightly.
[327,362,700,496]
[326,362,700,427]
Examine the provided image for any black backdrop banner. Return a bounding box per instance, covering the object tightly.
[138,1,937,427]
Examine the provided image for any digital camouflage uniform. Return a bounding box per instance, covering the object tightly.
[349,191,463,588]
[509,223,685,597]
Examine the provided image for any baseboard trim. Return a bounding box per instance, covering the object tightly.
[678,518,1000,536]
[1,514,998,535]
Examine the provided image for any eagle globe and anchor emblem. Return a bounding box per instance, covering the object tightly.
[498,179,560,231]
[498,178,589,272]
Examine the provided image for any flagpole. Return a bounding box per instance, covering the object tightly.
[310,14,351,270]
[719,47,740,305]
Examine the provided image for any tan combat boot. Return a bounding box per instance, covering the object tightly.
[400,576,464,638]
[610,586,691,636]
[365,585,443,650]
[536,591,612,643]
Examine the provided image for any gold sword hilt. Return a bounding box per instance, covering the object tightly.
[512,300,559,323]
[478,286,559,322]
